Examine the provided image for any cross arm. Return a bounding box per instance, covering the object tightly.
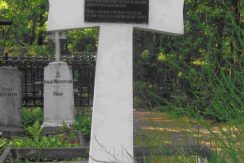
[135,0,184,35]
[47,0,95,31]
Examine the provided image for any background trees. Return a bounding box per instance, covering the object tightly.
[133,0,243,121]
[0,0,98,56]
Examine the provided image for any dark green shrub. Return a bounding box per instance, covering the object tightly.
[73,115,91,137]
[10,121,78,148]
[21,107,43,127]
[0,138,7,154]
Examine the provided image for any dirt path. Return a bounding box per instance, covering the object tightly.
[134,111,210,147]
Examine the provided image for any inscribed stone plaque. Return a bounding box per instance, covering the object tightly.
[85,0,149,23]
[0,67,22,127]
[43,62,74,127]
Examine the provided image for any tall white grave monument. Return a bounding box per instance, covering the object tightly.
[48,0,184,162]
[42,32,75,129]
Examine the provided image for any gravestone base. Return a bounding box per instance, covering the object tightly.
[42,62,75,129]
[0,67,23,131]
[0,126,24,137]
[42,126,64,135]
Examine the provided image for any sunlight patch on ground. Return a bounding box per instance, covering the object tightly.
[135,111,244,149]
[142,127,182,133]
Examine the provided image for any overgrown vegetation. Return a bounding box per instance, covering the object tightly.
[134,58,244,162]
[0,137,7,154]
[132,1,244,162]
[133,0,243,121]
[21,107,43,127]
[73,114,91,138]
[136,62,244,122]
[0,108,91,150]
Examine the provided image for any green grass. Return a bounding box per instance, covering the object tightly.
[134,110,244,163]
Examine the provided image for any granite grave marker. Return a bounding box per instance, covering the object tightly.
[0,67,22,128]
[42,62,75,128]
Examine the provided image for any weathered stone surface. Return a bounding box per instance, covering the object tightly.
[43,62,74,127]
[0,67,22,128]
[88,26,134,163]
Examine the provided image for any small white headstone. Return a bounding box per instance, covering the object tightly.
[0,67,22,128]
[42,62,75,127]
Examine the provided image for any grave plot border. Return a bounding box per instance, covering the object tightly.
[0,145,211,163]
[0,147,11,163]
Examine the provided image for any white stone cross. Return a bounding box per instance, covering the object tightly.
[47,0,184,162]
[48,32,67,62]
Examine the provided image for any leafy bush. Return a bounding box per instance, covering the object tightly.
[0,138,7,154]
[26,121,42,143]
[21,107,43,127]
[9,121,79,148]
[134,61,244,122]
[10,135,78,148]
[173,61,244,122]
[73,115,91,137]
[134,81,172,110]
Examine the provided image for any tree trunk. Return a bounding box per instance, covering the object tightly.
[38,4,46,46]
[230,0,242,58]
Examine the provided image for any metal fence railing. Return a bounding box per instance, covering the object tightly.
[0,55,95,107]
